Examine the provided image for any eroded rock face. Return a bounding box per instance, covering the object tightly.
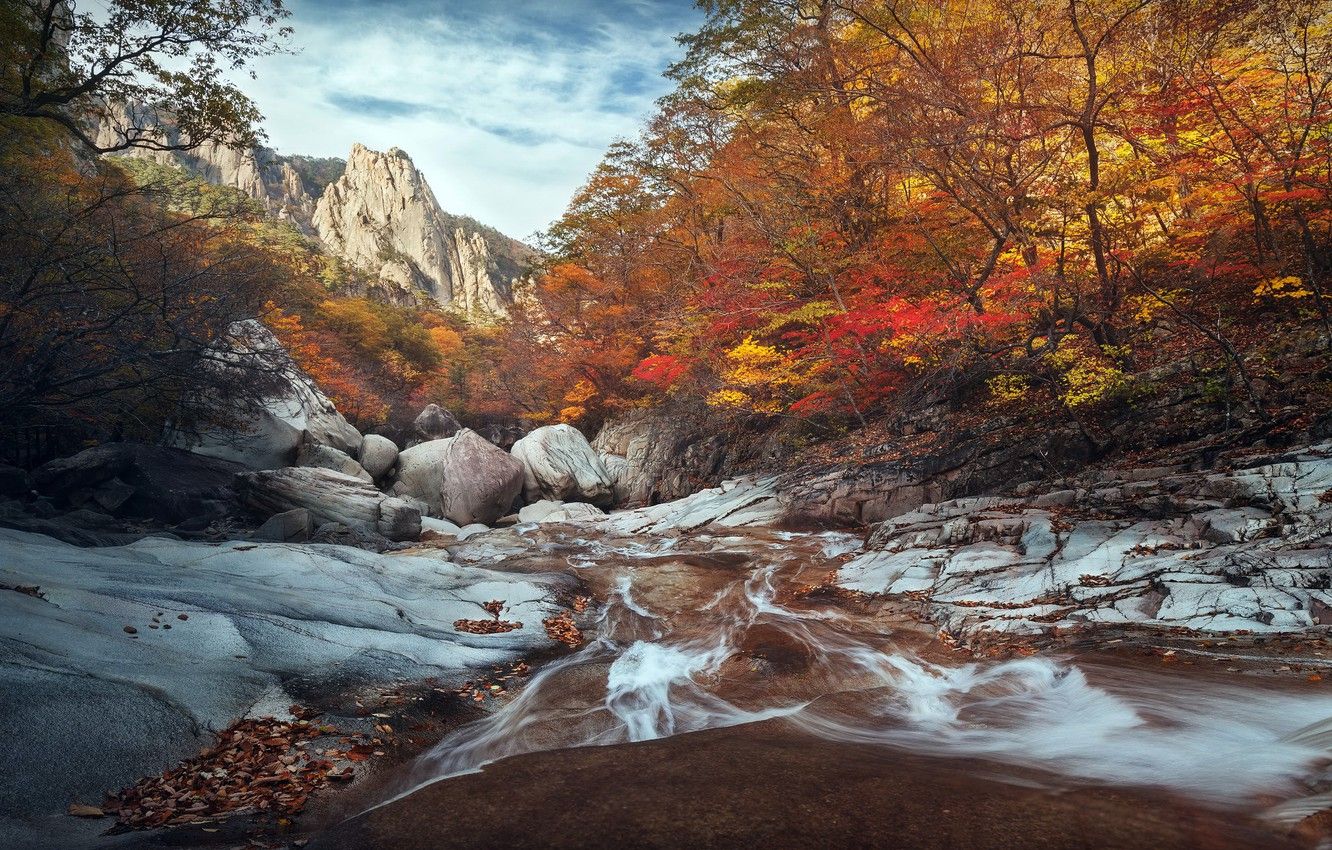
[236,467,420,542]
[0,527,574,841]
[837,444,1332,637]
[95,101,327,232]
[390,429,524,526]
[312,144,532,316]
[169,321,362,470]
[511,424,614,506]
[592,409,732,506]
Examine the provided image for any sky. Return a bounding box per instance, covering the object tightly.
[240,0,703,241]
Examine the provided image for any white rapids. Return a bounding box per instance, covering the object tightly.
[389,531,1332,819]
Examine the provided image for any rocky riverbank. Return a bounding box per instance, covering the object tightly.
[4,381,1332,848]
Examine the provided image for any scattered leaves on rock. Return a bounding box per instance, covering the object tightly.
[543,611,582,647]
[454,618,522,634]
[456,660,531,703]
[456,598,522,634]
[103,709,388,830]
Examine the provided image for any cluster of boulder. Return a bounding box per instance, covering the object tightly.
[3,351,624,547]
[244,406,619,546]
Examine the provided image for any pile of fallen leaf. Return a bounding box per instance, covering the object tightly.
[455,599,522,634]
[88,707,387,829]
[456,660,532,703]
[791,571,869,604]
[454,618,522,634]
[543,611,582,647]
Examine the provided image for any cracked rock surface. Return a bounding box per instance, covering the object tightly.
[837,444,1332,636]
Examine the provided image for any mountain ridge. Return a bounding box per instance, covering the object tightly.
[94,103,534,317]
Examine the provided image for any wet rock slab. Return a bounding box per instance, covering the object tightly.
[0,528,574,846]
[312,720,1296,850]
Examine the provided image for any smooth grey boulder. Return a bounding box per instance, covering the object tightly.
[168,320,362,469]
[254,508,313,543]
[420,516,462,537]
[518,499,563,524]
[297,441,373,483]
[390,429,523,526]
[236,467,420,542]
[414,404,461,442]
[511,424,614,506]
[358,434,399,480]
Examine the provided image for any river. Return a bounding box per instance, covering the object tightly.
[311,526,1332,848]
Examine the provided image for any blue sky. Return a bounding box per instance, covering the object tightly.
[241,0,702,240]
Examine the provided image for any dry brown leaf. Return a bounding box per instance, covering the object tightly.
[67,803,105,818]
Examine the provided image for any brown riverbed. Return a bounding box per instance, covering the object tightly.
[309,719,1298,850]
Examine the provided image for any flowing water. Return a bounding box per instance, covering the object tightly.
[386,528,1332,825]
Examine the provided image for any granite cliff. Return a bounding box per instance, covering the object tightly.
[312,143,531,316]
[95,105,531,317]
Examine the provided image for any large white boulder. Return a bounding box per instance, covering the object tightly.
[358,434,399,480]
[236,467,420,541]
[169,321,362,469]
[390,429,524,526]
[510,424,614,506]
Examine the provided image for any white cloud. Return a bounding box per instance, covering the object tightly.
[239,0,698,240]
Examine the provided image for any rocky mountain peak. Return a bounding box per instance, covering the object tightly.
[312,143,532,317]
[93,101,332,234]
[93,105,531,318]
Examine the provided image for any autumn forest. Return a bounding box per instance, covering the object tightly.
[4,1,1332,848]
[502,0,1332,438]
